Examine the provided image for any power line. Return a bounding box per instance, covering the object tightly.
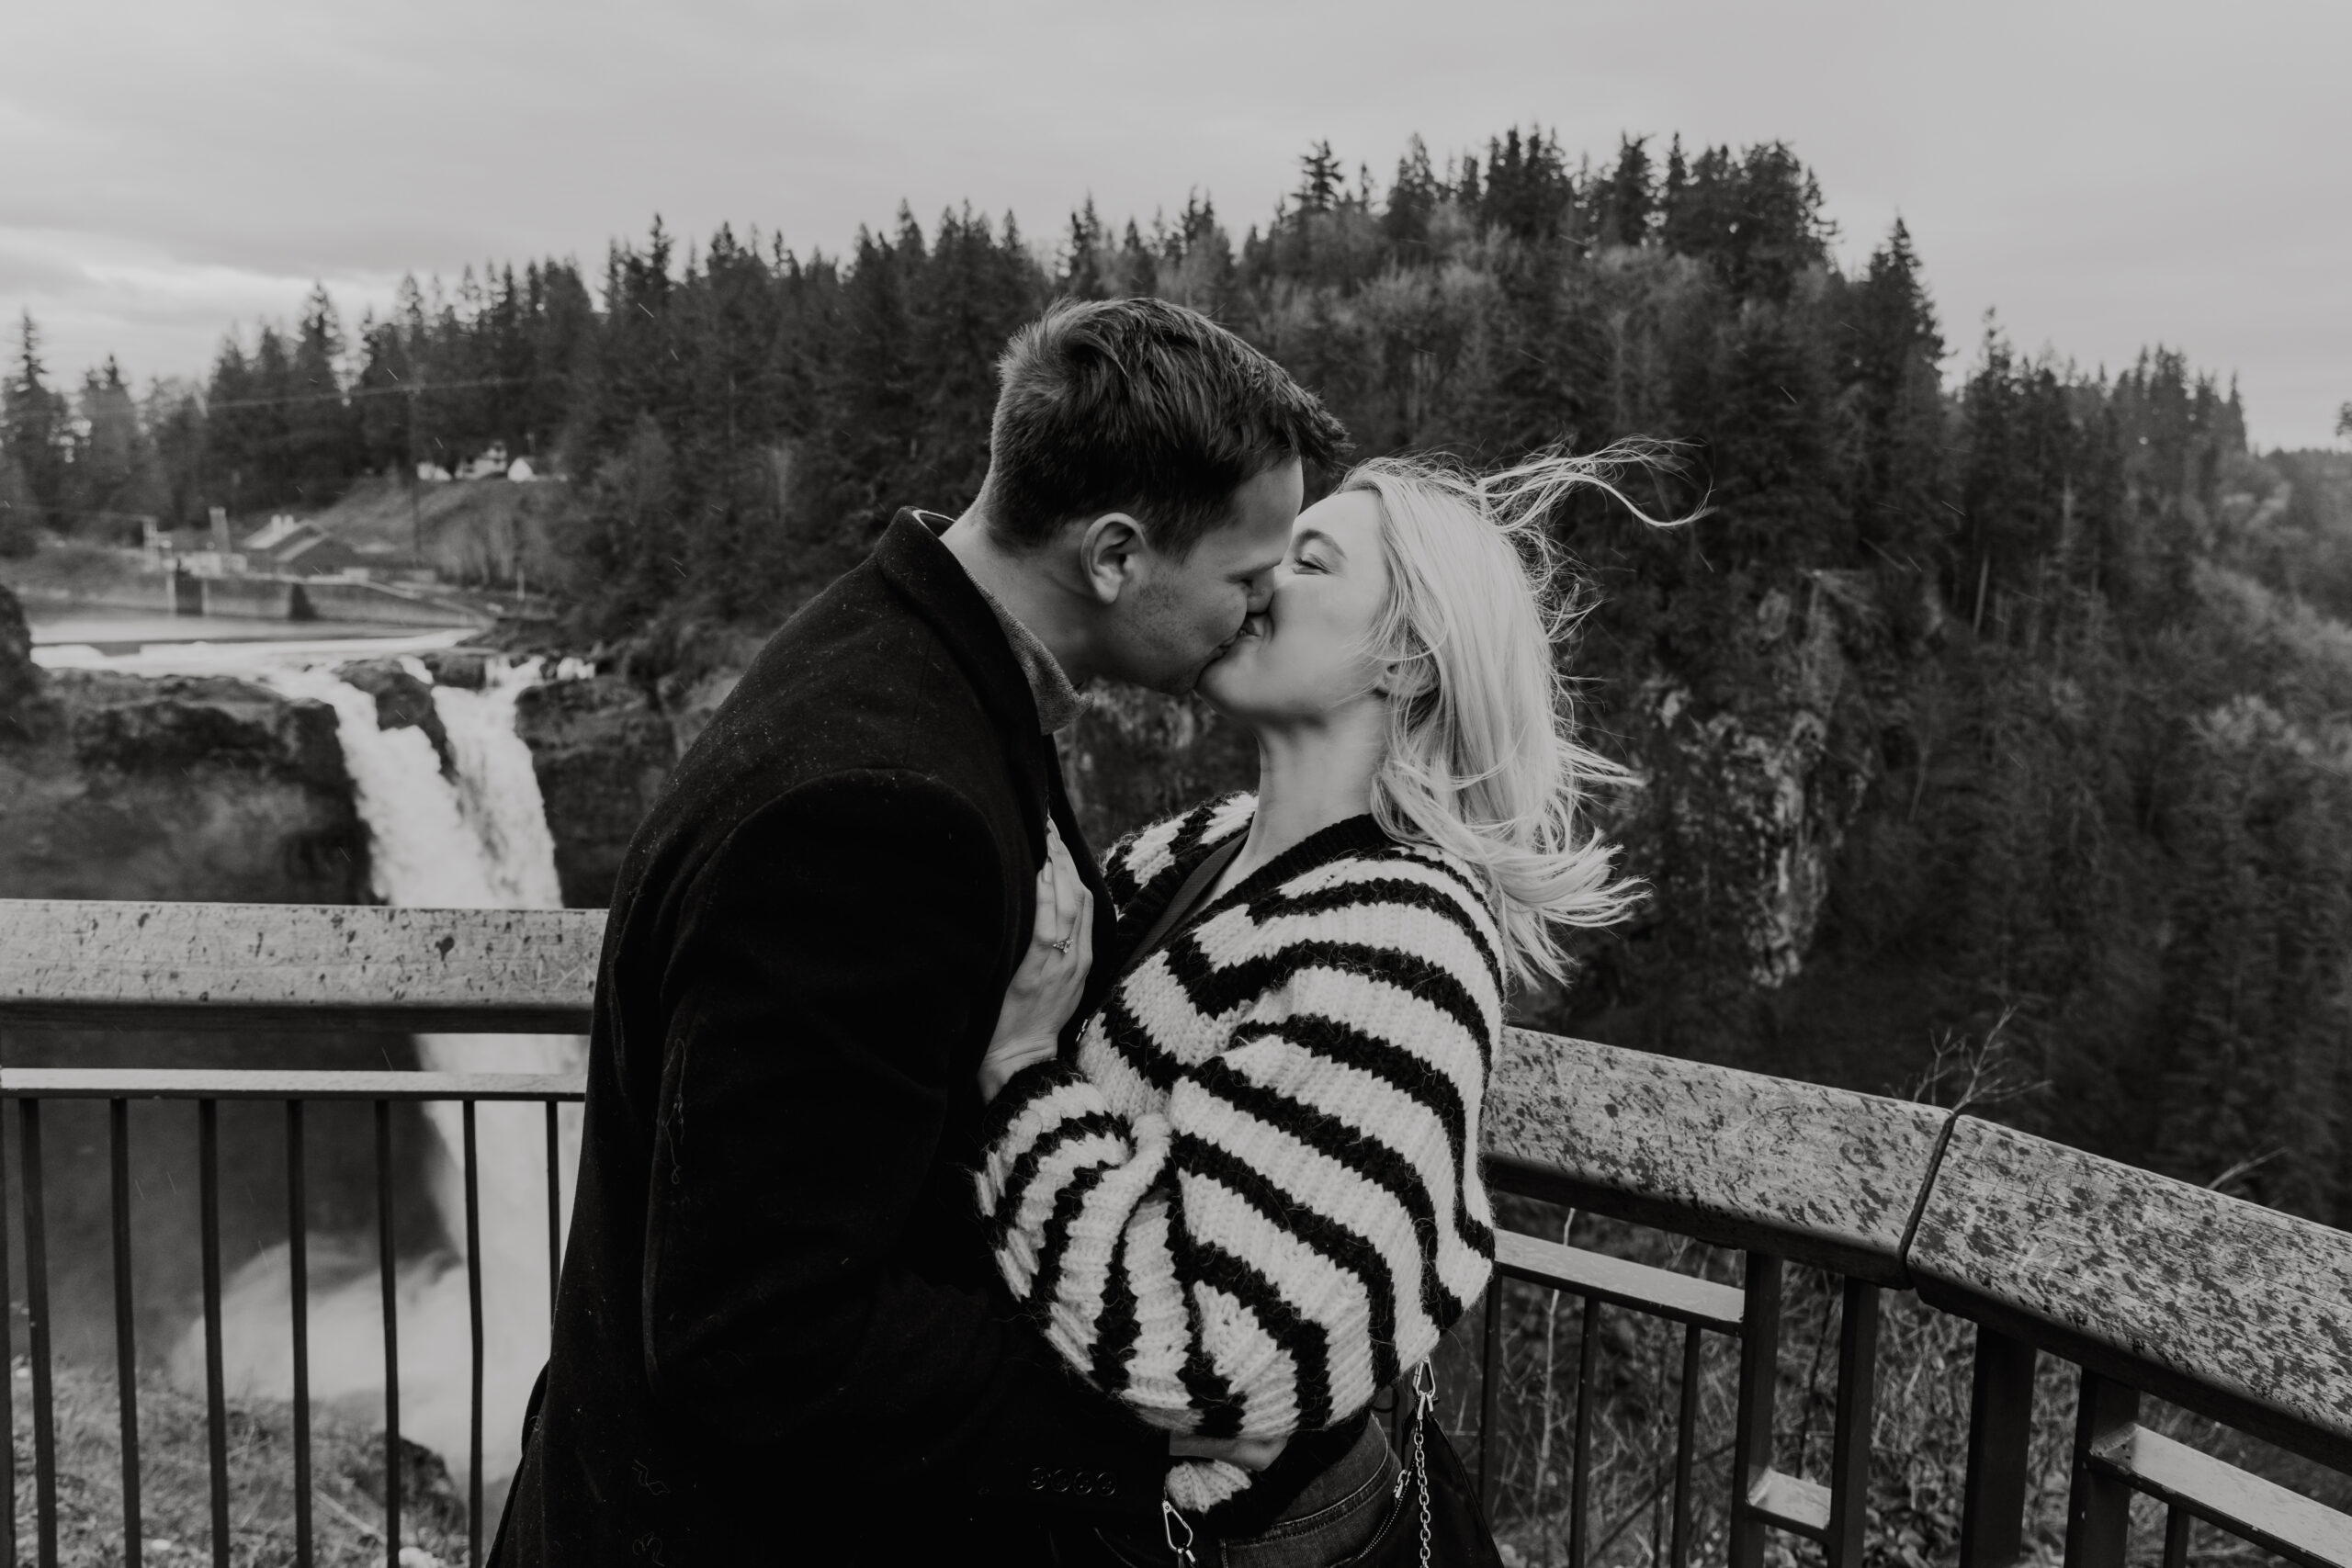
[196,375,542,413]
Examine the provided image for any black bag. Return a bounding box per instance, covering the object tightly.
[1159,1364,1502,1568]
[1351,1363,1506,1568]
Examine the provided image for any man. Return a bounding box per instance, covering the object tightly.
[492,296,1348,1564]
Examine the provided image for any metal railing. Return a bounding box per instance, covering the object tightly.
[3,897,2349,1568]
[0,1072,579,1568]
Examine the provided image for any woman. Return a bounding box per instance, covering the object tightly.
[977,446,1663,1563]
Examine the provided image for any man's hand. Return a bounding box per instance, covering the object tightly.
[1170,1432,1289,1472]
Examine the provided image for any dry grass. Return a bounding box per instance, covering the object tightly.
[8,1358,471,1567]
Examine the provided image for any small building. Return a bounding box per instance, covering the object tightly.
[238,515,370,578]
[458,442,511,481]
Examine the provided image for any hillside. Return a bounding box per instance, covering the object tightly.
[300,474,578,594]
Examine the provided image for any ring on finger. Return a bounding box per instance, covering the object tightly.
[1050,932,1075,954]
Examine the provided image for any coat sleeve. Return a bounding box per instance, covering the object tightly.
[640,768,1167,1520]
[973,875,1501,1509]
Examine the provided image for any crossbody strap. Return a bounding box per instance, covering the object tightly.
[1114,835,1246,987]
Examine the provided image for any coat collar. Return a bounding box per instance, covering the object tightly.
[873,507,1046,739]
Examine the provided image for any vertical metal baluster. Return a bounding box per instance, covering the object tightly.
[110,1100,142,1568]
[465,1102,485,1568]
[545,1100,562,1323]
[1960,1325,2037,1568]
[1669,1323,1702,1568]
[20,1100,58,1568]
[2063,1370,2137,1568]
[1825,1280,1880,1568]
[287,1101,313,1568]
[1478,1277,1502,1517]
[2160,1506,2190,1568]
[1728,1253,1783,1568]
[198,1100,230,1568]
[0,1095,17,1568]
[377,1100,401,1568]
[1569,1295,1599,1568]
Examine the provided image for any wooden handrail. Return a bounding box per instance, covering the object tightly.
[4,897,2348,1473]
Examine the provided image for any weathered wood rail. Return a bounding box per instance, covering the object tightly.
[2,897,2348,1568]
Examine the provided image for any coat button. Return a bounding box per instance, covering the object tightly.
[1028,1467,1046,1491]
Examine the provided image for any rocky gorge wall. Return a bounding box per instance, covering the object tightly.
[0,583,368,907]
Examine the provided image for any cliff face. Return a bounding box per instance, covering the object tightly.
[513,674,677,908]
[0,584,368,905]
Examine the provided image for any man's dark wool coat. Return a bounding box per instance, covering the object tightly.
[491,512,1169,1565]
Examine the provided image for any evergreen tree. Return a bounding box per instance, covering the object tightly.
[1062,199,1108,299]
[2,312,67,532]
[287,284,359,500]
[1382,135,1440,255]
[1294,141,1343,216]
[1599,134,1655,247]
[65,358,153,536]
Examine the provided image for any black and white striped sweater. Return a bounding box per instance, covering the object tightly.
[975,795,1502,1511]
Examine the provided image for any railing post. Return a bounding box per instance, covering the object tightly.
[198,1099,230,1568]
[20,1099,58,1568]
[1960,1325,2038,1568]
[2064,1368,2139,1568]
[110,1099,143,1568]
[1729,1252,1783,1568]
[377,1099,401,1568]
[288,1100,314,1568]
[1669,1323,1702,1568]
[1825,1279,1880,1568]
[0,1093,15,1568]
[1569,1295,1600,1568]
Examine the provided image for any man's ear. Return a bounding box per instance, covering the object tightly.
[1076,513,1148,605]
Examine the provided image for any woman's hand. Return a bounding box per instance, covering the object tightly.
[978,824,1094,1103]
[1170,1432,1290,1471]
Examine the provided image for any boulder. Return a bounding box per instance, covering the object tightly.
[417,649,491,690]
[336,659,455,773]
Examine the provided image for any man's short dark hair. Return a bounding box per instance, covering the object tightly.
[978,297,1350,556]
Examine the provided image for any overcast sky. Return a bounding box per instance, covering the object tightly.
[4,0,2346,446]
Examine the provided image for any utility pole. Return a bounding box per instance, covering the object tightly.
[407,379,424,567]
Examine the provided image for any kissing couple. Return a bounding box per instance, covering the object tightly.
[493,297,1656,1566]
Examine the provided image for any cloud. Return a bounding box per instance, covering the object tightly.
[2,0,2346,443]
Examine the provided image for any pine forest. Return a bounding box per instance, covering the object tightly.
[8,130,2352,1229]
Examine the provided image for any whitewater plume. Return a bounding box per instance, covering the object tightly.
[174,656,588,1490]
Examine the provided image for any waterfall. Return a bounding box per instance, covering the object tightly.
[172,655,589,1491]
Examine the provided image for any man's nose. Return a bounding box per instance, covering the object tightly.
[1246,574,1279,613]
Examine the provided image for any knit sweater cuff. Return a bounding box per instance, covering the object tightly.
[1166,1458,1254,1514]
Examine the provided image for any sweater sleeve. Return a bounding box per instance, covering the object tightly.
[974,857,1502,1509]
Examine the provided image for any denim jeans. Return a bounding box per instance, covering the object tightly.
[1089,1418,1402,1568]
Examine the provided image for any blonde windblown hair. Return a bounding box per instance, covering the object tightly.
[1340,442,1680,987]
